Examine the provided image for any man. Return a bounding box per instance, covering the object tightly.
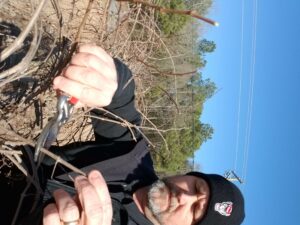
[27,44,245,225]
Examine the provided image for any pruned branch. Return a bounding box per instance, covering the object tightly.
[116,0,219,26]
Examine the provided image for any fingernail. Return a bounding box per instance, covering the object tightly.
[89,170,100,180]
[53,76,62,87]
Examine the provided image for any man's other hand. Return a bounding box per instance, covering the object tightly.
[43,170,113,225]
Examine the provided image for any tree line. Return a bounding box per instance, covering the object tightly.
[137,0,217,173]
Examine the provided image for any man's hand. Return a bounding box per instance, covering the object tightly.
[53,44,118,108]
[43,170,113,225]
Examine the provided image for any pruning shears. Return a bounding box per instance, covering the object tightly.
[34,94,78,163]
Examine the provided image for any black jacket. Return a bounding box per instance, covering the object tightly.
[43,58,158,225]
[52,139,158,225]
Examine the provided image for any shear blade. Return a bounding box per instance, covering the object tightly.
[34,116,60,162]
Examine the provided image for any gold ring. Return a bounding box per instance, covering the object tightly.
[62,220,79,225]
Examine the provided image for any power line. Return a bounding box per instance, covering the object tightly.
[234,0,246,172]
[241,0,258,184]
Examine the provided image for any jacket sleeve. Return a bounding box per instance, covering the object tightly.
[91,58,142,142]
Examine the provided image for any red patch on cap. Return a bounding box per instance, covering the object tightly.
[226,205,232,214]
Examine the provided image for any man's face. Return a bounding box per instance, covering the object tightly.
[145,175,210,225]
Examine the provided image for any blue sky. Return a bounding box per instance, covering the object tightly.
[195,1,300,225]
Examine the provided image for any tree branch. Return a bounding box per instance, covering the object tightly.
[116,0,219,26]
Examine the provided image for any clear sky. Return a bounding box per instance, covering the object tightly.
[195,1,300,225]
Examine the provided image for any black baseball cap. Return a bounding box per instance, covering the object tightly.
[187,172,245,225]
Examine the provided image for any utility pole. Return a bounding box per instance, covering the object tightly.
[224,170,244,184]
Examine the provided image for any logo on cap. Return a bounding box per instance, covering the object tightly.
[214,202,233,216]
